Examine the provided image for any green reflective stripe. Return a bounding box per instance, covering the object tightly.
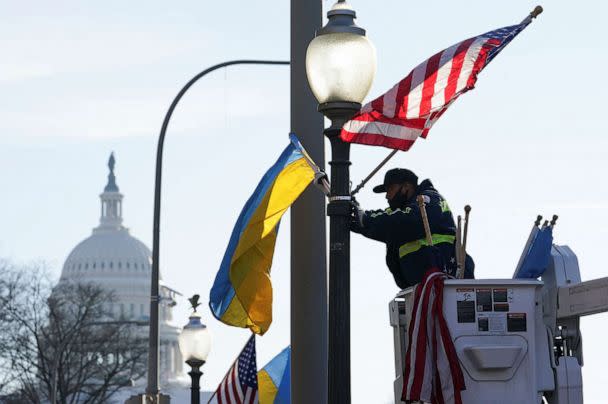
[398,234,456,258]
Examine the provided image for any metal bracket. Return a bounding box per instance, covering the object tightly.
[329,195,352,202]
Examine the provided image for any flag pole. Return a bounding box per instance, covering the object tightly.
[417,195,433,246]
[462,205,471,254]
[351,149,398,196]
[455,215,463,278]
[456,205,471,279]
[528,5,543,21]
[550,214,558,228]
[512,215,543,277]
[520,5,543,25]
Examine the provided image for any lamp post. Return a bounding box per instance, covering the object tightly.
[144,59,288,403]
[178,295,212,404]
[305,1,376,403]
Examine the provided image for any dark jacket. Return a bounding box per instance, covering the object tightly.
[351,179,474,288]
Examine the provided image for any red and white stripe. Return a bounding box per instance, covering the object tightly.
[341,34,502,151]
[207,362,259,404]
[402,269,465,404]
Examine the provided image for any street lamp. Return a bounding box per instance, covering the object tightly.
[178,295,211,404]
[144,59,288,403]
[305,1,376,403]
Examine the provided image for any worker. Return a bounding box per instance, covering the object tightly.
[351,168,474,288]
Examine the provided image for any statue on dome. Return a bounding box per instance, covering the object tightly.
[108,152,115,173]
[104,152,119,193]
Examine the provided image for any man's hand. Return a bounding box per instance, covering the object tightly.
[350,198,364,227]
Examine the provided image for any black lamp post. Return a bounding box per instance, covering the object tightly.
[305,1,376,403]
[178,295,211,404]
[185,359,204,404]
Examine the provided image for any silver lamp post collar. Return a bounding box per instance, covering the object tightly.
[318,1,365,36]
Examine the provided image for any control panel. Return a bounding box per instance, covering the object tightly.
[390,279,553,404]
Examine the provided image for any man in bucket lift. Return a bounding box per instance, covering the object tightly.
[351,168,474,288]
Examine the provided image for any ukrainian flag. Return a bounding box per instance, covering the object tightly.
[209,134,320,335]
[258,346,291,404]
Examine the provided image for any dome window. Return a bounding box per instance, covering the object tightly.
[78,263,82,270]
[101,262,105,269]
[126,262,130,269]
[85,263,89,269]
[118,262,122,269]
[109,262,113,269]
[92,262,96,269]
[134,263,138,269]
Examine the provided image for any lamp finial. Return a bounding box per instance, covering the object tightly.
[188,295,201,312]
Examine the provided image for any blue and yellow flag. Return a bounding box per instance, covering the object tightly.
[258,346,290,404]
[209,134,319,334]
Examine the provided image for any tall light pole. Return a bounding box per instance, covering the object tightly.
[305,1,376,403]
[143,60,288,403]
[289,1,326,403]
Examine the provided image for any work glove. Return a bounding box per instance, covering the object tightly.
[350,198,364,227]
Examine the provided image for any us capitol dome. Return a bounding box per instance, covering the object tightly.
[59,153,184,385]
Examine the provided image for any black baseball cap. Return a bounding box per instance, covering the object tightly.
[372,168,418,193]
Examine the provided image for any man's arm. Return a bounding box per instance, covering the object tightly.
[351,204,425,243]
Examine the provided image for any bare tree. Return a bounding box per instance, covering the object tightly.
[0,260,21,396]
[0,261,147,404]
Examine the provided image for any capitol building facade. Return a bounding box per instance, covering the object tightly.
[58,153,184,387]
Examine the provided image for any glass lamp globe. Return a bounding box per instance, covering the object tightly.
[306,0,376,105]
[178,312,211,363]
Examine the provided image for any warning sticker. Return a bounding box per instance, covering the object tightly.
[476,288,492,312]
[477,313,507,334]
[493,288,508,303]
[507,313,527,332]
[456,288,475,323]
[478,317,489,332]
[456,288,475,302]
[457,300,476,323]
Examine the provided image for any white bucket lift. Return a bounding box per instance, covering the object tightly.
[389,245,608,404]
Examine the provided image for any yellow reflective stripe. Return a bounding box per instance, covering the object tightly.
[398,234,456,258]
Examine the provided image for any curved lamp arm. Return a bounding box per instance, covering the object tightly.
[147,59,289,396]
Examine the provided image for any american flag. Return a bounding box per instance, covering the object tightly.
[341,16,536,151]
[402,269,465,404]
[208,335,259,404]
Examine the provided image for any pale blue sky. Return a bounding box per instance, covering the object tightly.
[1,1,607,402]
